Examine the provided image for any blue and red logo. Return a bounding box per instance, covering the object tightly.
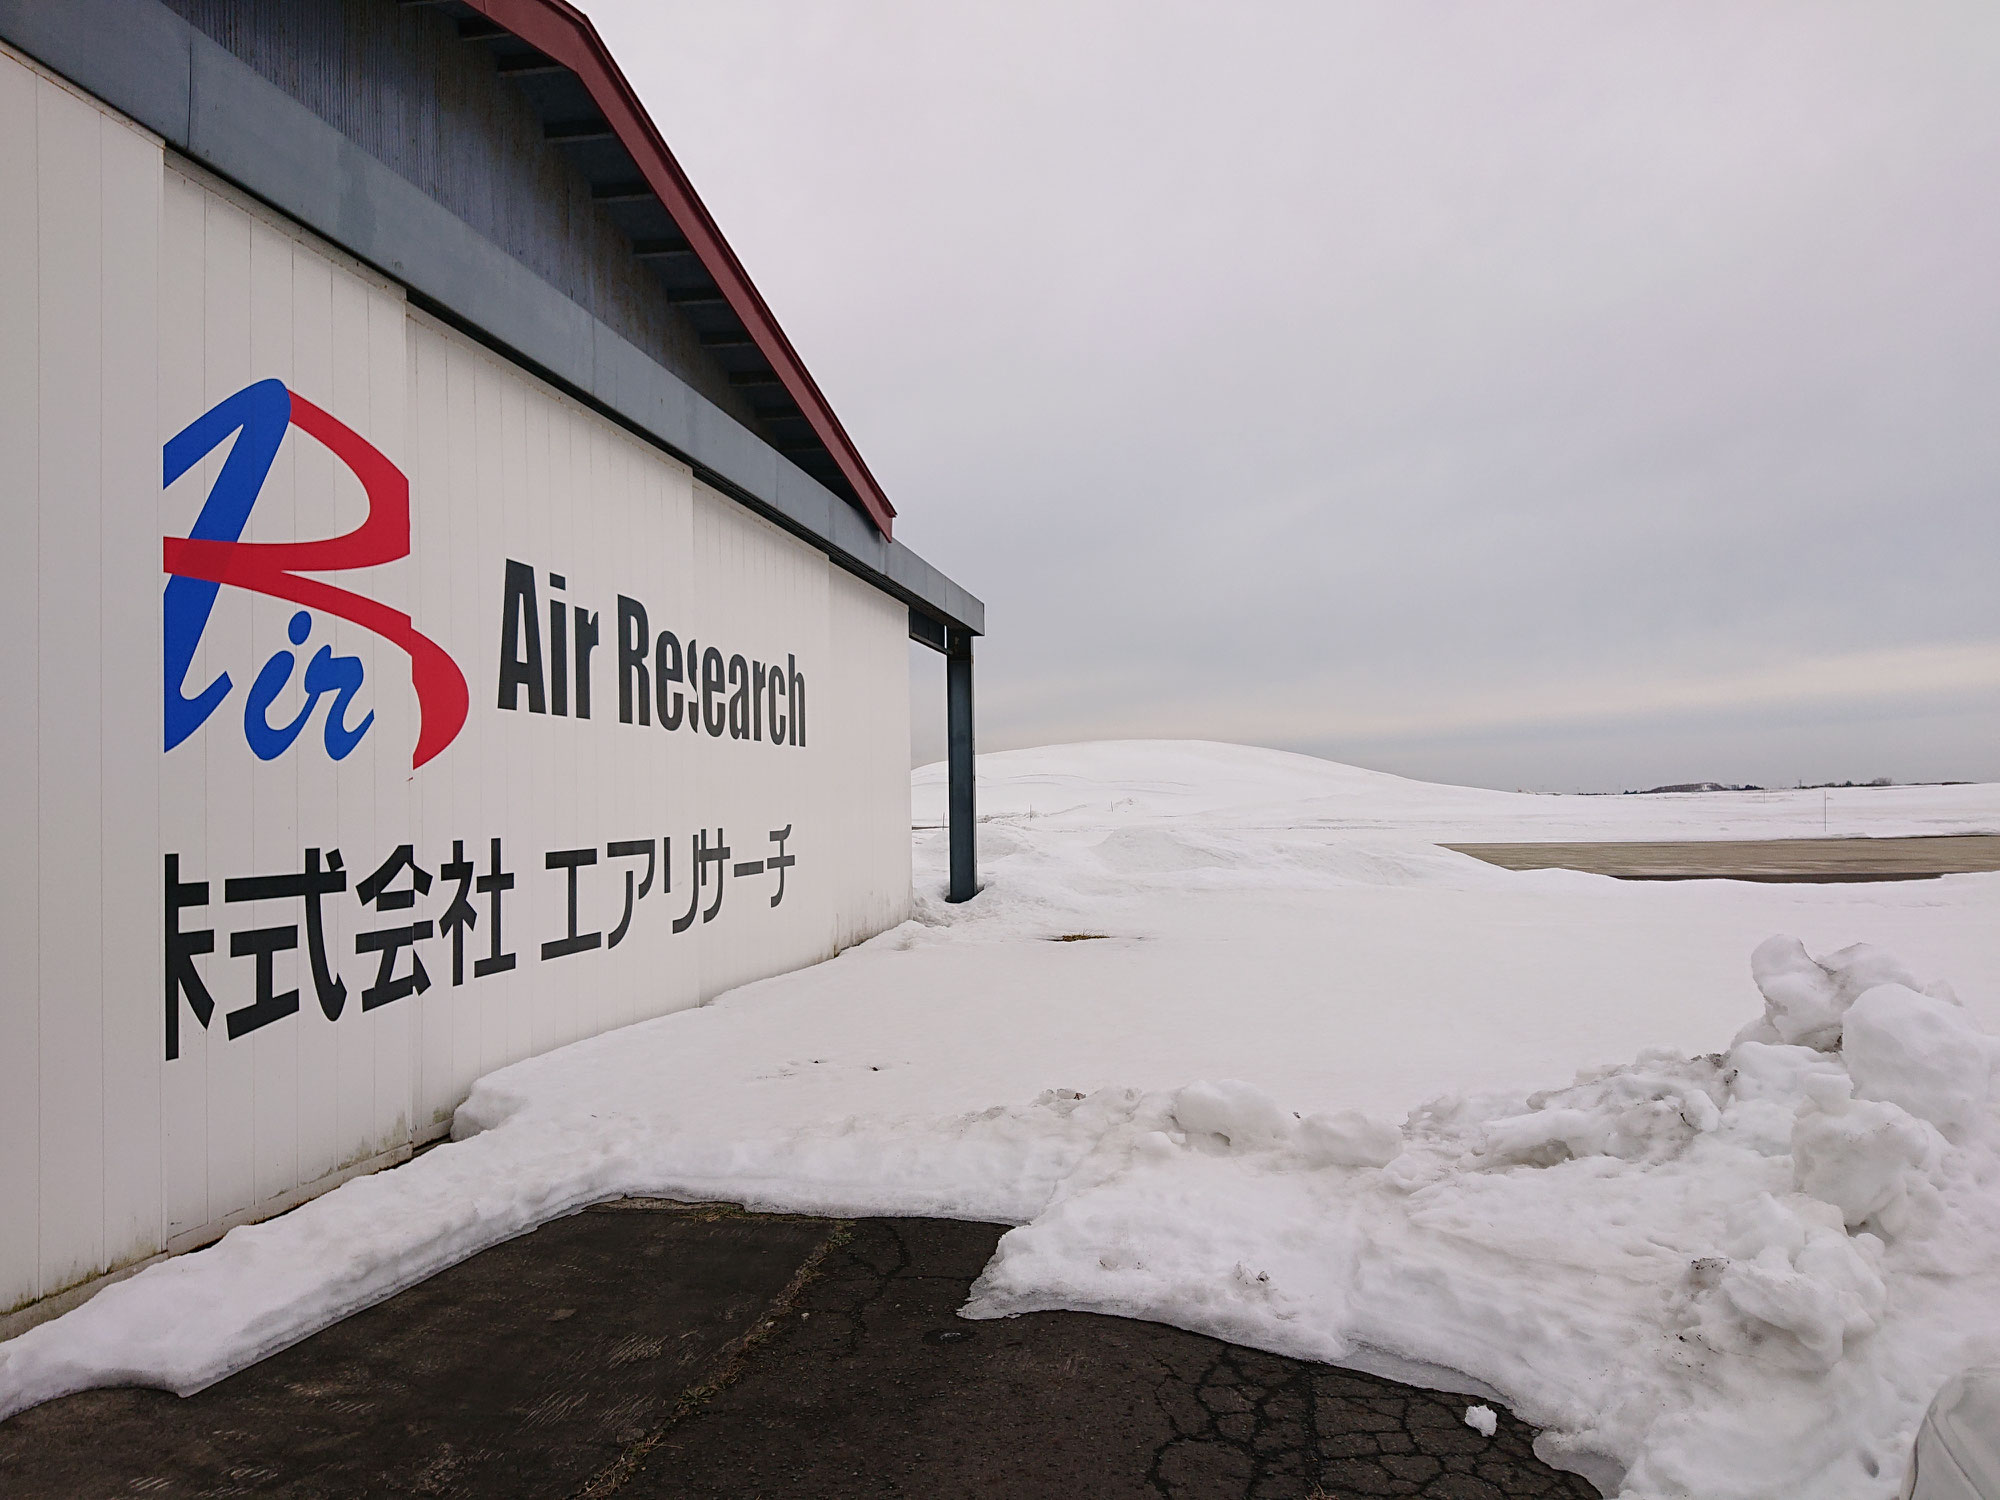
[162,380,468,769]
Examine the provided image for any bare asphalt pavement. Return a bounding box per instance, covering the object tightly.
[0,1201,1595,1500]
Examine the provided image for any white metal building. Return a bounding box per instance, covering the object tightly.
[0,0,983,1332]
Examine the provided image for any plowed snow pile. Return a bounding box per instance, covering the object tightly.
[4,742,1999,1498]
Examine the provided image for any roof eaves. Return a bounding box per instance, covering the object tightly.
[460,0,898,539]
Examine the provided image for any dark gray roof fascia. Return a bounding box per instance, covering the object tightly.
[0,0,982,637]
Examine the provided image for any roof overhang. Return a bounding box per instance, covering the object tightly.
[455,0,898,539]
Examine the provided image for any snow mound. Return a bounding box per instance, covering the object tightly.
[966,936,2000,1498]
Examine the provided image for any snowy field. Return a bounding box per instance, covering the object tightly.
[4,741,1999,1498]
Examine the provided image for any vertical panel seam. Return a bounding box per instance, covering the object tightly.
[26,65,44,1307]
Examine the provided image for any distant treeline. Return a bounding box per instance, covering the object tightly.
[1622,777,1975,795]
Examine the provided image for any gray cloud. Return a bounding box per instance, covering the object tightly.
[586,0,2000,790]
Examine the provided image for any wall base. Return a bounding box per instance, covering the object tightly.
[0,1127,449,1344]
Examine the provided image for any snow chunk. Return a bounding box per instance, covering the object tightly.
[1170,1080,1294,1151]
[1723,1039,1844,1103]
[1736,935,1952,1051]
[1480,1055,1725,1166]
[1692,1192,1888,1370]
[1790,1073,1940,1231]
[1465,1403,1498,1437]
[1843,983,1993,1138]
[1296,1109,1401,1168]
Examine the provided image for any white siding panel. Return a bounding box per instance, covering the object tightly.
[195,188,256,1229]
[328,277,384,1174]
[329,267,383,1159]
[289,245,341,1191]
[492,374,530,1070]
[379,274,420,1157]
[0,47,43,1314]
[158,164,211,1243]
[409,325,459,1123]
[97,106,164,1275]
[365,282,417,1156]
[35,74,108,1297]
[246,215,301,1210]
[827,567,915,949]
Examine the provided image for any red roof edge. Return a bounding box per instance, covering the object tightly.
[461,0,897,539]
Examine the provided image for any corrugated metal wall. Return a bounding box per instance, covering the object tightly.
[155,0,772,435]
[0,41,912,1321]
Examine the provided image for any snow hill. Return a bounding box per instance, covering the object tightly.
[913,738,2000,842]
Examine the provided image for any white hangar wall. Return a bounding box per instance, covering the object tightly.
[0,43,913,1321]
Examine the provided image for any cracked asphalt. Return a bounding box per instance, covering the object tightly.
[629,1217,1596,1500]
[0,1204,1598,1499]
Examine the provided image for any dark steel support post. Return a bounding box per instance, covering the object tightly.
[946,628,978,903]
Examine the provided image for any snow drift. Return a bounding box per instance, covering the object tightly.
[964,932,2000,1497]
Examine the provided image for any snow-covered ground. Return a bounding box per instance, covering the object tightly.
[3,741,1998,1499]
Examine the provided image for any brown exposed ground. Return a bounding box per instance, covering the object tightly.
[1444,833,2000,882]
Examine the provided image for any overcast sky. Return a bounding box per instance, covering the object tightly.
[585,0,2000,792]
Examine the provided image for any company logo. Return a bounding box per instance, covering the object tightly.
[162,379,468,769]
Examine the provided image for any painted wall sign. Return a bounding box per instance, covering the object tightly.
[495,561,808,745]
[162,378,468,768]
[162,823,799,1060]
